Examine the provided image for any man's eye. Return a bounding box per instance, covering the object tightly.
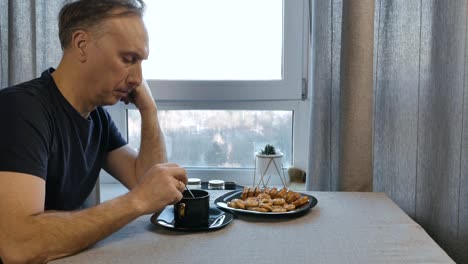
[123,56,136,63]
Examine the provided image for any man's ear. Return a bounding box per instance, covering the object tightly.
[71,30,88,63]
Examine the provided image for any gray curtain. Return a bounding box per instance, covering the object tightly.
[308,0,468,262]
[0,1,66,87]
[0,0,100,207]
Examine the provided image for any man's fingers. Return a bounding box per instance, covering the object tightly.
[175,179,186,193]
[159,163,183,168]
[157,164,188,184]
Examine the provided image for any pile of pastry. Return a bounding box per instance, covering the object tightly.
[227,187,309,213]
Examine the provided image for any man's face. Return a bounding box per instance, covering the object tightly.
[83,14,149,107]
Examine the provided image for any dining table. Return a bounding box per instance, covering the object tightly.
[51,190,454,264]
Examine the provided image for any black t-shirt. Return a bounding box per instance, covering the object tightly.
[0,68,127,210]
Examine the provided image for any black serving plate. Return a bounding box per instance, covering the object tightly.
[151,206,233,231]
[214,190,318,216]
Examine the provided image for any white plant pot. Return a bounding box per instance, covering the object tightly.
[254,152,287,187]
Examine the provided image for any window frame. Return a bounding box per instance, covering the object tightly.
[101,0,310,186]
[145,0,304,101]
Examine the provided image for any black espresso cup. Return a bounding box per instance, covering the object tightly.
[174,189,210,228]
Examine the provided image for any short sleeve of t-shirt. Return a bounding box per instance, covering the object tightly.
[0,91,51,178]
[0,93,127,180]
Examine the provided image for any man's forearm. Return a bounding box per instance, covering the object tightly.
[135,107,167,179]
[2,193,142,263]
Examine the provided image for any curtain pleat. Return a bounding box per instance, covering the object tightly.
[308,0,334,191]
[9,1,36,85]
[0,0,9,88]
[338,0,374,191]
[35,1,68,76]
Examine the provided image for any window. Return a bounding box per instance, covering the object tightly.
[104,0,310,186]
[142,0,283,81]
[143,0,305,101]
[128,110,293,168]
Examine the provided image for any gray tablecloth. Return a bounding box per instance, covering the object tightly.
[52,192,454,264]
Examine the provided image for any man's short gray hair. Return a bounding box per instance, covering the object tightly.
[58,0,146,49]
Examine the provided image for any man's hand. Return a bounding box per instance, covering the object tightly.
[129,163,187,215]
[120,79,156,112]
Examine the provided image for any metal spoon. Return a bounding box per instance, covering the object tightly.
[185,185,195,198]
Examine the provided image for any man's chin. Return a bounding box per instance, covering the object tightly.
[99,97,121,107]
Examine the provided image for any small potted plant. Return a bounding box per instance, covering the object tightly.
[256,144,282,157]
[254,144,287,187]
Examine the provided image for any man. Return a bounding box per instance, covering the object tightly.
[0,1,187,263]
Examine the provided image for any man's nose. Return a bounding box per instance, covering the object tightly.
[127,63,143,88]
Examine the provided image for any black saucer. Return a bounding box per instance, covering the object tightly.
[151,206,233,231]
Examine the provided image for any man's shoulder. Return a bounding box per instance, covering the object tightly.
[0,75,50,96]
[0,77,53,111]
[0,68,55,97]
